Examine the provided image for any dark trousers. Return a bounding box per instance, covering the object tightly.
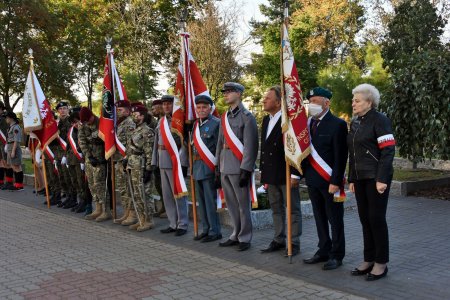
[308,186,345,260]
[354,179,390,264]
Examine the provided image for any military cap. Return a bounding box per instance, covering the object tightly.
[68,111,80,123]
[56,101,69,110]
[221,82,245,93]
[306,87,332,100]
[132,105,148,114]
[160,95,174,103]
[195,94,213,106]
[79,107,94,123]
[5,111,19,122]
[151,99,162,106]
[115,99,131,108]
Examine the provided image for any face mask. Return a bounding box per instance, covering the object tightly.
[308,103,323,117]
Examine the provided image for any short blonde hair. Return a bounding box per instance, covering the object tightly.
[352,83,380,108]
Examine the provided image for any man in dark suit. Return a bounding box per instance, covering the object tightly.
[259,86,302,256]
[302,87,348,270]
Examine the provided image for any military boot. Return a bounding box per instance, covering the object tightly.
[85,202,102,220]
[137,213,154,232]
[95,205,112,222]
[113,209,130,224]
[64,194,78,209]
[50,193,62,206]
[84,202,93,215]
[121,210,138,226]
[129,220,141,230]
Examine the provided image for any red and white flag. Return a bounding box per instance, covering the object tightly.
[110,52,127,157]
[281,6,310,172]
[22,65,58,149]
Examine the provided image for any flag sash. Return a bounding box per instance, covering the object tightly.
[160,116,188,198]
[221,112,257,207]
[193,122,216,172]
[0,130,6,144]
[58,136,67,151]
[115,133,126,157]
[68,125,83,161]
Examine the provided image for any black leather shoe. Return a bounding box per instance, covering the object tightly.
[366,267,388,281]
[193,232,208,241]
[284,245,300,257]
[261,241,286,253]
[303,254,329,264]
[219,239,239,247]
[351,264,374,276]
[160,227,176,234]
[237,242,251,251]
[323,259,343,270]
[201,234,222,243]
[175,229,187,236]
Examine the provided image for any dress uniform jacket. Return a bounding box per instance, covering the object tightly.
[192,115,220,181]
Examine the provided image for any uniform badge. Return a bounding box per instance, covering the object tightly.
[14,129,19,134]
[205,127,209,132]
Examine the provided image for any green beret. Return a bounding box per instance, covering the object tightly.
[306,87,332,100]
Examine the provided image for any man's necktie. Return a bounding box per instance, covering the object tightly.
[311,119,319,136]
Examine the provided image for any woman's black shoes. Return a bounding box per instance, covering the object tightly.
[351,264,374,276]
[366,266,388,281]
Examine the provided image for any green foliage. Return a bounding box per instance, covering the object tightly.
[381,0,449,162]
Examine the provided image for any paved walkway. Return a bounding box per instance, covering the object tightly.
[1,187,450,299]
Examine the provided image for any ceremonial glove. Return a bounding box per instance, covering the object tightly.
[89,156,99,167]
[122,158,128,171]
[35,149,42,165]
[182,166,188,178]
[214,167,221,189]
[143,170,153,183]
[4,145,7,152]
[80,163,85,171]
[61,156,67,165]
[238,169,252,187]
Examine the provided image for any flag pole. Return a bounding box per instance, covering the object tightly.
[30,137,39,196]
[188,131,198,237]
[106,38,117,219]
[281,0,293,264]
[28,49,50,208]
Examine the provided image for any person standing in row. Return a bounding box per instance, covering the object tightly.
[302,87,348,270]
[5,112,24,191]
[152,95,189,236]
[259,86,302,256]
[348,83,395,281]
[216,82,258,251]
[0,103,10,189]
[191,95,222,243]
[78,107,110,222]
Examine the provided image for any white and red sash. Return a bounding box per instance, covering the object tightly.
[68,125,83,161]
[0,130,6,144]
[193,121,216,171]
[115,133,126,157]
[58,136,67,151]
[222,112,258,208]
[160,116,188,198]
[307,117,346,202]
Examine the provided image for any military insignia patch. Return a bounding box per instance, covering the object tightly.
[205,127,209,132]
[14,129,19,134]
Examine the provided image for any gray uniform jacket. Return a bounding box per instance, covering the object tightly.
[192,114,220,181]
[151,116,182,169]
[216,102,258,175]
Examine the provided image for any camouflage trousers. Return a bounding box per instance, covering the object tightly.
[55,148,73,195]
[126,167,154,218]
[68,163,86,200]
[85,162,108,206]
[114,162,131,210]
[44,158,61,194]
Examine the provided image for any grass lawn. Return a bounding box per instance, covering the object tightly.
[22,158,34,175]
[393,168,450,181]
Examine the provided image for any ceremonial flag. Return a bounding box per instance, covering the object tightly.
[22,64,58,149]
[172,32,213,138]
[281,5,310,172]
[98,52,116,159]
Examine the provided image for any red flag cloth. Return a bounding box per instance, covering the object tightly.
[22,69,58,149]
[98,53,116,159]
[281,15,310,173]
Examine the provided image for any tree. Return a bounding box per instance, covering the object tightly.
[381,0,449,163]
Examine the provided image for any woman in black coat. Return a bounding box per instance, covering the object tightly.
[347,83,395,281]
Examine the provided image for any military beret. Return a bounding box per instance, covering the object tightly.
[132,105,148,114]
[130,101,144,107]
[151,99,162,106]
[5,111,19,122]
[71,107,81,114]
[79,107,94,123]
[195,94,213,106]
[115,99,131,108]
[221,82,245,93]
[68,111,80,123]
[160,95,174,103]
[56,101,69,110]
[306,87,332,100]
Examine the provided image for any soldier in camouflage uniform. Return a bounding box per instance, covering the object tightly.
[123,104,155,232]
[5,112,24,191]
[44,112,63,205]
[78,107,110,222]
[0,102,11,189]
[111,100,136,225]
[56,102,77,209]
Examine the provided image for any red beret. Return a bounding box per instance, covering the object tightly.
[115,100,131,108]
[151,99,162,106]
[79,107,94,123]
[130,101,144,107]
[132,105,148,114]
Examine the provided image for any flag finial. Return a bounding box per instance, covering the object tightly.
[178,8,188,32]
[28,48,34,69]
[284,0,289,20]
[105,37,112,53]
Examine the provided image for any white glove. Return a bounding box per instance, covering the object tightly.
[4,145,7,152]
[257,185,267,195]
[35,149,42,165]
[80,163,85,171]
[61,156,67,165]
